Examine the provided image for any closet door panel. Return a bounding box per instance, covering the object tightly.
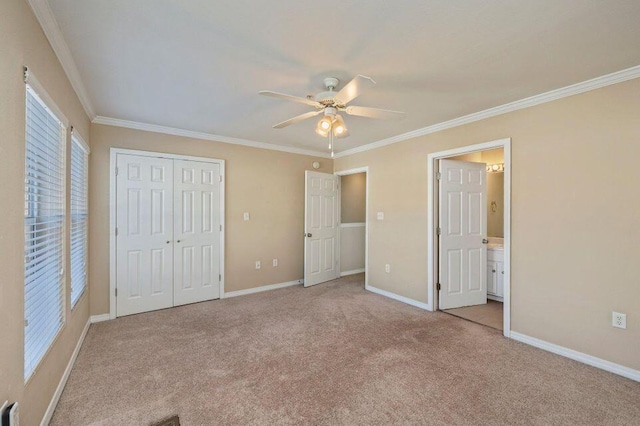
[116,154,174,316]
[174,160,221,305]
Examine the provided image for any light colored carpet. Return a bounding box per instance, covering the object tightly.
[51,274,640,425]
[444,300,504,330]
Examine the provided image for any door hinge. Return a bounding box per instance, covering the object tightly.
[219,274,221,282]
[115,227,118,236]
[436,227,441,236]
[115,167,119,176]
[115,288,118,297]
[219,175,222,182]
[436,172,441,180]
[220,225,222,231]
[437,283,441,291]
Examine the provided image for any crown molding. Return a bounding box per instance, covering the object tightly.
[27,0,96,119]
[93,116,332,158]
[335,65,640,158]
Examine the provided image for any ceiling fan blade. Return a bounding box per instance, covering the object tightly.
[273,110,322,129]
[334,75,376,105]
[259,90,321,108]
[345,105,406,120]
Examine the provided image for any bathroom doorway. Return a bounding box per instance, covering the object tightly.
[335,167,368,288]
[427,139,511,336]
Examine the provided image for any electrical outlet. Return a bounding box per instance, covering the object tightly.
[243,212,250,221]
[385,264,390,273]
[272,258,278,267]
[612,312,627,329]
[377,212,384,220]
[255,261,261,270]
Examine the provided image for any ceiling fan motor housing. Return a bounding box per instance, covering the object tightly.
[316,77,340,106]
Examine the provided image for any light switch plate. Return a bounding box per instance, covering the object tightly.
[272,259,278,267]
[377,212,384,220]
[243,212,250,221]
[255,261,261,269]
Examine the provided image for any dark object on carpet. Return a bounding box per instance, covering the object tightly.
[150,415,180,426]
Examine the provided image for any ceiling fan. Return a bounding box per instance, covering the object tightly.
[259,75,405,141]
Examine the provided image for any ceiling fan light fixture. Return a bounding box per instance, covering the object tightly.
[332,114,348,138]
[318,116,332,131]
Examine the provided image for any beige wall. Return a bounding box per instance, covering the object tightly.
[0,0,92,424]
[340,173,366,223]
[335,78,640,371]
[89,124,331,315]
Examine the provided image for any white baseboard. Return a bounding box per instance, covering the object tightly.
[40,318,91,426]
[510,331,640,382]
[487,294,504,302]
[223,279,303,298]
[340,268,365,277]
[90,314,111,323]
[365,285,431,311]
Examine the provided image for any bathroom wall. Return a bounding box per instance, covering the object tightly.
[483,149,505,237]
[340,173,366,274]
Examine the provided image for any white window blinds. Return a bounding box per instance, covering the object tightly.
[70,133,89,307]
[24,83,66,380]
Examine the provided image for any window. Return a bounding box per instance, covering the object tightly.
[70,132,89,307]
[24,81,67,380]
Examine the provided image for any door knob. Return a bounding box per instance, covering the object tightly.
[482,239,489,244]
[177,240,181,243]
[306,233,312,237]
[166,241,170,244]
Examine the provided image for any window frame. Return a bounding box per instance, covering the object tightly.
[23,69,69,382]
[70,130,90,309]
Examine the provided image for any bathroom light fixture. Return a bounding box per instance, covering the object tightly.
[486,163,504,173]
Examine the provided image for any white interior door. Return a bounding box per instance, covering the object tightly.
[116,154,174,316]
[173,160,221,306]
[439,159,487,309]
[304,171,339,287]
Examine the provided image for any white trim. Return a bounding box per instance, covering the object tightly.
[427,138,512,337]
[40,318,91,426]
[90,314,110,323]
[487,294,504,302]
[94,116,331,158]
[335,65,640,158]
[340,268,365,277]
[109,148,226,319]
[510,332,640,382]
[340,222,365,228]
[24,69,69,128]
[26,0,96,119]
[365,285,430,311]
[223,279,303,298]
[335,167,369,289]
[70,128,90,154]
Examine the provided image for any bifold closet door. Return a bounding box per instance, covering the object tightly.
[173,160,222,306]
[116,154,174,316]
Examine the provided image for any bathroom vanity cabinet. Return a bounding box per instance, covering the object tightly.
[487,248,504,301]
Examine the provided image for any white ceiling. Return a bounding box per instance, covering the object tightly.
[49,0,640,153]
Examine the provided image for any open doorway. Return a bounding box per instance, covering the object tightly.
[336,167,368,287]
[427,139,511,336]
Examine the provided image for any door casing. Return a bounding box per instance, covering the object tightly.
[427,138,511,337]
[109,148,225,319]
